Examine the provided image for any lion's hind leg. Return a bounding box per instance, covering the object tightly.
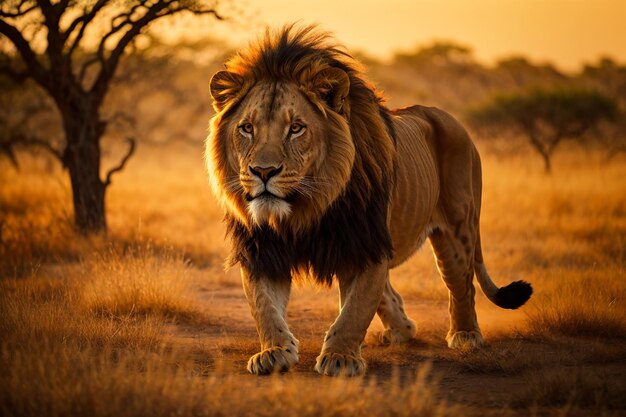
[376,278,417,344]
[429,224,484,349]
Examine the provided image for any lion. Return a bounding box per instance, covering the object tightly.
[205,25,532,376]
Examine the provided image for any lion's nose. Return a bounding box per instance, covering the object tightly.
[249,165,283,183]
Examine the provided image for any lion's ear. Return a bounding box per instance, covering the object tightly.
[209,70,245,112]
[310,67,350,113]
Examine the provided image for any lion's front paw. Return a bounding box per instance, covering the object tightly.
[380,319,417,345]
[247,346,299,375]
[314,352,366,377]
[446,330,484,349]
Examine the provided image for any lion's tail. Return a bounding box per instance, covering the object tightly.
[473,235,533,310]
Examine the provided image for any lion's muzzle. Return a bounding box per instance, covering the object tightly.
[249,165,283,183]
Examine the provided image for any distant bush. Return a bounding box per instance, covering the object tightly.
[395,41,474,67]
[468,88,619,172]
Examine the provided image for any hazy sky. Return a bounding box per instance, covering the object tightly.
[200,0,626,71]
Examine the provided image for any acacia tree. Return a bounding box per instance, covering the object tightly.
[0,0,223,233]
[468,88,619,172]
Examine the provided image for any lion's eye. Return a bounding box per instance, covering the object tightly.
[289,123,306,137]
[239,123,254,135]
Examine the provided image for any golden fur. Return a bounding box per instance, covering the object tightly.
[205,25,532,376]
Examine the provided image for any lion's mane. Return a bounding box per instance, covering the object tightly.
[208,25,397,285]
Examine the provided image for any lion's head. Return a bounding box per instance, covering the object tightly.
[206,25,395,283]
[208,66,354,231]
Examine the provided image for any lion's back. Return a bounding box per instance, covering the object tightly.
[387,105,480,267]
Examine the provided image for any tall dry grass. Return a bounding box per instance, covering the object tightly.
[0,246,202,351]
[0,145,227,278]
[525,266,626,339]
[476,146,626,340]
[2,346,461,417]
[0,248,461,417]
[79,246,204,322]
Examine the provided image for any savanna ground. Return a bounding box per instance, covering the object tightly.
[1,141,625,417]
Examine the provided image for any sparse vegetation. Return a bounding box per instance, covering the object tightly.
[467,88,619,172]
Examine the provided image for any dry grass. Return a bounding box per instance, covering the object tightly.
[0,257,460,416]
[474,145,626,341]
[514,366,626,409]
[442,337,625,377]
[0,273,164,354]
[78,246,204,323]
[0,146,227,278]
[1,143,625,416]
[1,349,461,417]
[525,266,626,339]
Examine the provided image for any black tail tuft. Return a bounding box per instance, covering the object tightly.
[494,280,533,309]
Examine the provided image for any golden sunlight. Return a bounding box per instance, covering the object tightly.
[198,0,626,70]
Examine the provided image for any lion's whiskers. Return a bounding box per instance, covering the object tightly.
[290,176,328,198]
[224,176,244,192]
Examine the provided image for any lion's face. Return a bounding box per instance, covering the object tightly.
[207,69,356,231]
[230,81,328,225]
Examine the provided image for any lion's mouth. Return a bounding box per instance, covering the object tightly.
[245,190,280,202]
[245,190,296,203]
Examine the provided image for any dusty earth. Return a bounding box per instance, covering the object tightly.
[165,265,626,415]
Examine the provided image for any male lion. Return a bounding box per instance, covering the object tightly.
[205,25,532,376]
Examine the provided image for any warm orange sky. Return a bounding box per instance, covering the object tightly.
[199,0,626,71]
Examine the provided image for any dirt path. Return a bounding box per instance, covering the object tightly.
[163,276,626,415]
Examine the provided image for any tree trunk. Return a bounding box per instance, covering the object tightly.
[540,151,552,174]
[528,137,553,174]
[63,115,107,234]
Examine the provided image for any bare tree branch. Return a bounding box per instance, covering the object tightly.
[0,19,49,88]
[5,133,65,162]
[106,110,137,129]
[104,136,136,187]
[0,2,38,18]
[34,0,56,24]
[91,0,223,101]
[22,137,65,162]
[91,1,169,98]
[65,0,109,57]
[78,55,100,84]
